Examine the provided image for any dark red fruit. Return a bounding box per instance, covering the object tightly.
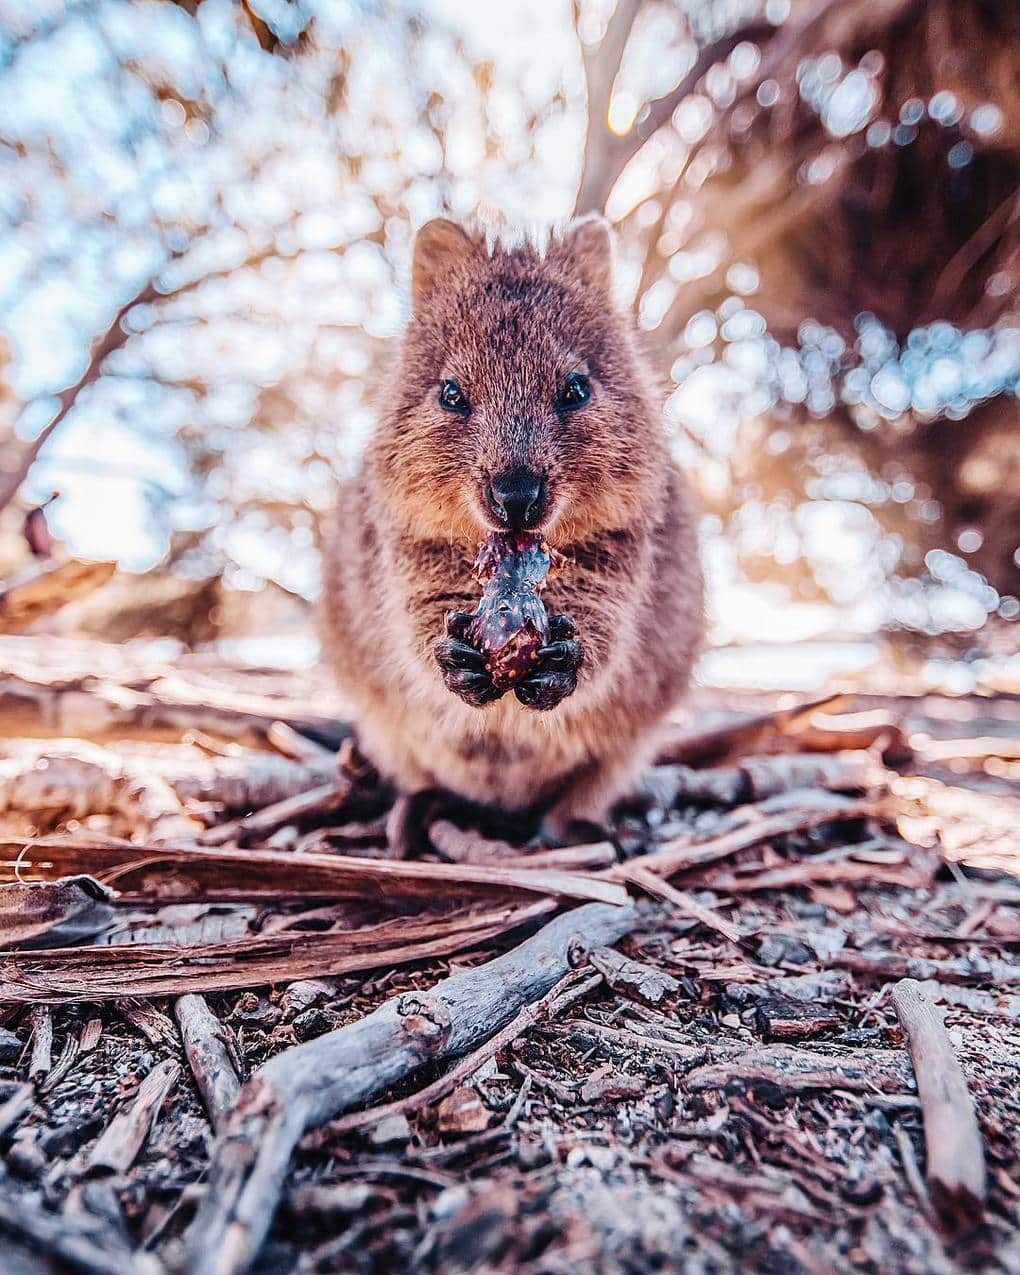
[464,532,565,691]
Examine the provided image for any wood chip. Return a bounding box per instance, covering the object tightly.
[754,997,841,1040]
[588,945,680,1006]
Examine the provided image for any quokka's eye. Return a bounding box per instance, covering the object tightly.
[559,371,591,409]
[439,379,470,413]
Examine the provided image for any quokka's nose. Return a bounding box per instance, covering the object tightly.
[487,468,546,531]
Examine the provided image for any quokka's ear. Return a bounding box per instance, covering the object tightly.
[558,215,614,295]
[412,219,480,310]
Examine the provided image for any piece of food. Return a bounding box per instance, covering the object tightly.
[464,532,565,691]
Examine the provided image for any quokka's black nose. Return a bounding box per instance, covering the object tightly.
[487,468,546,531]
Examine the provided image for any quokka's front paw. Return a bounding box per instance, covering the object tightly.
[434,611,503,707]
[514,614,584,711]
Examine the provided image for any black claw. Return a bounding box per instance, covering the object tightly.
[547,613,577,642]
[514,669,578,711]
[436,634,502,706]
[445,667,504,706]
[435,636,487,672]
[535,638,583,673]
[445,610,474,640]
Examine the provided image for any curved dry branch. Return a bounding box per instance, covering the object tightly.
[181,901,636,1275]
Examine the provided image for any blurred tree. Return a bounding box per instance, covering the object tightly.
[0,0,572,601]
[0,0,1016,642]
[575,0,1019,630]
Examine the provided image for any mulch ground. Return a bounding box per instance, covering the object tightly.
[0,636,1017,1274]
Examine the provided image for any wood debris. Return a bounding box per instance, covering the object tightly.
[0,642,1016,1274]
[891,978,988,1229]
[0,558,116,633]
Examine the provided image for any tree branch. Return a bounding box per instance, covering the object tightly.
[574,18,773,214]
[182,902,636,1275]
[0,265,174,516]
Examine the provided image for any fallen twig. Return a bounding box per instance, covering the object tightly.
[684,1043,915,1095]
[175,994,242,1131]
[1,834,628,908]
[304,970,603,1145]
[833,948,1020,988]
[612,800,874,881]
[645,750,881,808]
[197,780,351,847]
[429,819,615,870]
[890,978,987,1228]
[0,669,348,750]
[657,693,847,766]
[170,749,337,814]
[182,902,635,1275]
[0,1083,33,1137]
[627,866,742,945]
[705,857,934,894]
[0,558,116,633]
[84,1058,180,1175]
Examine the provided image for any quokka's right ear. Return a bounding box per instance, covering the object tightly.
[412,219,479,310]
[558,215,614,296]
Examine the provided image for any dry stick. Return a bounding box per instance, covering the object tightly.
[893,1123,939,1226]
[2,834,628,909]
[628,866,742,945]
[683,1043,915,1096]
[41,1032,80,1093]
[612,799,874,881]
[304,970,602,1146]
[0,1083,33,1137]
[0,668,348,751]
[834,949,1020,988]
[706,858,933,894]
[647,750,877,808]
[26,1005,52,1083]
[174,994,242,1132]
[890,978,987,1228]
[171,750,337,813]
[198,779,351,847]
[502,842,616,871]
[85,1058,180,1175]
[0,899,557,1004]
[182,901,635,1275]
[429,819,615,871]
[656,692,847,766]
[0,1167,166,1275]
[0,558,116,633]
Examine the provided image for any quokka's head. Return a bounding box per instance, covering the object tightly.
[371,217,666,542]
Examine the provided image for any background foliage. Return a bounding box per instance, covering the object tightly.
[0,0,1017,644]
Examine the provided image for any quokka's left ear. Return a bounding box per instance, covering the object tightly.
[556,215,614,295]
[411,218,481,312]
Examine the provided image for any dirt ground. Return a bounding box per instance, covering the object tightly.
[0,636,1017,1274]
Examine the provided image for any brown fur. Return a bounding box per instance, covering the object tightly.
[320,218,703,833]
